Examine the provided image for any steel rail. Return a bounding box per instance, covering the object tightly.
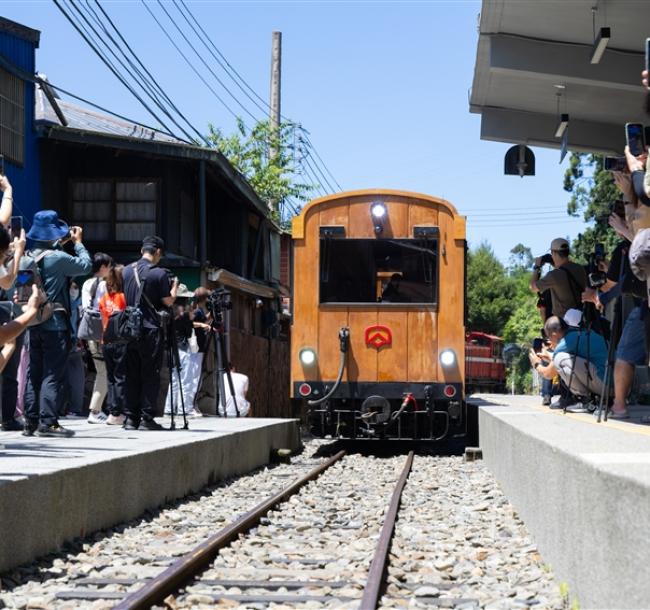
[359,450,415,610]
[114,449,346,610]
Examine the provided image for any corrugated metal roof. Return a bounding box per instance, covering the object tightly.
[34,84,182,144]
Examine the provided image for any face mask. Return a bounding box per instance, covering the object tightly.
[70,288,80,301]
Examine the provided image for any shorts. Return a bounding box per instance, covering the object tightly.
[616,306,647,366]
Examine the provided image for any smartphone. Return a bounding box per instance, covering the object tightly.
[594,243,606,259]
[603,156,627,171]
[9,216,22,238]
[532,338,544,353]
[646,37,650,77]
[626,123,646,156]
[15,269,34,303]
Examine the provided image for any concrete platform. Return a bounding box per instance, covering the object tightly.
[0,416,300,573]
[476,394,650,610]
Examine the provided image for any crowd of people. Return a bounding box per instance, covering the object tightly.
[526,69,650,419]
[0,178,250,439]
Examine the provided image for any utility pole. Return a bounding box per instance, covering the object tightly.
[269,31,282,212]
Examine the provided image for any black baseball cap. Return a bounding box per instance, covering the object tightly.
[142,235,165,252]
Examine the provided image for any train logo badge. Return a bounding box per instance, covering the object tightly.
[364,325,392,349]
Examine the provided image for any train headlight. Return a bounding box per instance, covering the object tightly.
[439,349,456,367]
[299,348,317,366]
[370,202,387,234]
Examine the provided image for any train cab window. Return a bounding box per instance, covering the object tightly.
[320,238,437,304]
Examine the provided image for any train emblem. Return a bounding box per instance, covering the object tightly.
[365,325,392,349]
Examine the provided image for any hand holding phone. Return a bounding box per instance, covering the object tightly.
[626,123,646,156]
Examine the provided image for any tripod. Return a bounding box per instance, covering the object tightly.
[163,313,189,430]
[206,290,240,417]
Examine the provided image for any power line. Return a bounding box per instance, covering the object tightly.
[53,0,186,142]
[299,129,342,191]
[154,0,261,123]
[70,0,202,145]
[173,0,271,119]
[139,0,244,125]
[303,152,336,194]
[88,0,209,145]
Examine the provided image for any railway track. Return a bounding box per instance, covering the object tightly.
[53,450,425,609]
[5,443,562,609]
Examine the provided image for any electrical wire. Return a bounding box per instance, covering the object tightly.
[303,152,335,194]
[173,0,271,119]
[88,0,209,145]
[69,0,201,145]
[175,0,342,192]
[139,0,244,125]
[53,0,186,143]
[154,0,261,123]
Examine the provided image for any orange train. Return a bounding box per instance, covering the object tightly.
[290,189,476,442]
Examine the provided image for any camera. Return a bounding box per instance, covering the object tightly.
[587,243,607,288]
[538,253,554,266]
[207,287,232,318]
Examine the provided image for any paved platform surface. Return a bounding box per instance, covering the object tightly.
[0,416,300,573]
[476,394,650,610]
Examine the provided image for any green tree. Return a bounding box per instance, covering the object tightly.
[563,152,619,262]
[466,242,515,335]
[207,118,314,225]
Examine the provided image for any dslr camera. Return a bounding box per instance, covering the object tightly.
[538,253,554,267]
[588,243,607,288]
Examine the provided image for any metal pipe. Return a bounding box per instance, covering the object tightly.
[360,451,414,610]
[308,327,349,406]
[115,450,346,610]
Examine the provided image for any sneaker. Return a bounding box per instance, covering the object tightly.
[122,418,139,431]
[549,398,564,410]
[22,420,38,436]
[36,424,75,438]
[107,414,125,426]
[140,419,164,431]
[565,403,589,413]
[542,395,551,406]
[87,411,108,424]
[1,419,24,432]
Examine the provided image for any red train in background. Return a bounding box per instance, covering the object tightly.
[465,332,507,394]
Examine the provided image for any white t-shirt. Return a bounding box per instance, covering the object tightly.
[82,277,106,309]
[218,371,250,417]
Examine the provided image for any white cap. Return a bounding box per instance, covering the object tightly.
[564,309,582,328]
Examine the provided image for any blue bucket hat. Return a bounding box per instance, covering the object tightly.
[27,210,70,242]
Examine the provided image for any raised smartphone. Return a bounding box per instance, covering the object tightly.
[626,123,646,156]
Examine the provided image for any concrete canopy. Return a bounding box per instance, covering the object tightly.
[470,0,650,155]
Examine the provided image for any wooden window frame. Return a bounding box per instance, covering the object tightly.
[69,177,160,246]
[0,66,25,166]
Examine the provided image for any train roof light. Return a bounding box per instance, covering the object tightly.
[371,202,387,234]
[440,349,456,367]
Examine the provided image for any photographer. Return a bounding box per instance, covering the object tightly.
[122,236,178,431]
[582,199,646,419]
[164,285,202,418]
[529,314,607,411]
[530,238,587,319]
[22,211,92,438]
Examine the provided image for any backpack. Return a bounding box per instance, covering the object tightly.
[18,250,67,326]
[103,263,146,343]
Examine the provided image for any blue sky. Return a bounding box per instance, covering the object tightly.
[4,0,589,263]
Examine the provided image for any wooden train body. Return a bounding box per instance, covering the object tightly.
[290,190,471,441]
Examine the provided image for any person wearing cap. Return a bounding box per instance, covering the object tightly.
[22,211,92,438]
[122,236,178,431]
[530,238,587,320]
[529,314,608,412]
[164,284,202,418]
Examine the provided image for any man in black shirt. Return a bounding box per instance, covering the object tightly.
[122,236,178,430]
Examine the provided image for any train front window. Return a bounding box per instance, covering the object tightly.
[319,238,437,304]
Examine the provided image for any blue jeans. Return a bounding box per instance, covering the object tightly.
[541,377,553,397]
[24,328,71,426]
